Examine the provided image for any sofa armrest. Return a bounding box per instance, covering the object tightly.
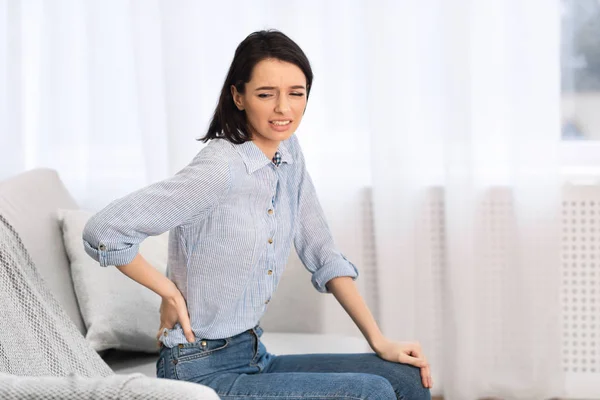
[0,372,219,400]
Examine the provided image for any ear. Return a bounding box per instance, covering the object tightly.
[230,85,245,111]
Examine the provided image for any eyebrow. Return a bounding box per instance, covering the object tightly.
[254,85,306,91]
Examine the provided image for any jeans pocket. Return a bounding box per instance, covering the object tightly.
[175,338,229,362]
[174,338,230,381]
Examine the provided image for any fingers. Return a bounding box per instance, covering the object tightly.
[174,294,196,343]
[156,321,195,343]
[398,343,425,367]
[398,352,426,367]
[402,342,432,389]
[156,326,164,349]
[398,352,431,388]
[157,293,196,343]
[178,312,196,343]
[408,342,423,359]
[407,353,431,388]
[420,362,432,389]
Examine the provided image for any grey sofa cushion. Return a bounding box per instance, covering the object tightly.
[58,209,169,353]
[0,168,86,335]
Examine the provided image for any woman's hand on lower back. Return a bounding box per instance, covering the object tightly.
[156,285,196,343]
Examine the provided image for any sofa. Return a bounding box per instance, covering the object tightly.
[0,168,369,396]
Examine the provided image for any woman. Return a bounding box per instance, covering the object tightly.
[83,29,431,400]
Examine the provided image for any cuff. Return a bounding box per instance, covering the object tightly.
[311,253,359,293]
[83,239,139,268]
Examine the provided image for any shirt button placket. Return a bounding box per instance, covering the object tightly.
[266,194,276,302]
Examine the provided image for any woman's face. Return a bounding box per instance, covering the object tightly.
[231,58,308,152]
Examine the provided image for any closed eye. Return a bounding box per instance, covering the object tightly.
[257,92,305,99]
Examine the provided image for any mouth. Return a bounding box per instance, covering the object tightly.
[269,120,292,126]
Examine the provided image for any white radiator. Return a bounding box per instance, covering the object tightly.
[562,185,600,399]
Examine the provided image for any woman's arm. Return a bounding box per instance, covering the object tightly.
[325,276,384,349]
[288,135,358,293]
[288,135,431,388]
[327,276,433,389]
[82,147,230,343]
[116,253,196,343]
[116,253,178,298]
[82,148,230,268]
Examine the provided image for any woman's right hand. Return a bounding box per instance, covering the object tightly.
[156,284,196,344]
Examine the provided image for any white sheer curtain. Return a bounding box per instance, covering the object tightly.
[0,0,565,399]
[367,0,564,399]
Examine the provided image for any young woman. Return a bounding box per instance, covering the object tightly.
[83,29,432,400]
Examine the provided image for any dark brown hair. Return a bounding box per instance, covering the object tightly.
[198,29,313,144]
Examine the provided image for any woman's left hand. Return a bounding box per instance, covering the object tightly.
[373,337,432,389]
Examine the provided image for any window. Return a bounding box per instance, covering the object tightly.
[561,0,600,177]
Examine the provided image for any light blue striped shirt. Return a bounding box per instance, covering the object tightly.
[82,134,358,346]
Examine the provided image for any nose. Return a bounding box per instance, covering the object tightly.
[275,96,291,113]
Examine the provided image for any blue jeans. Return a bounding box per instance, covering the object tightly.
[156,325,431,400]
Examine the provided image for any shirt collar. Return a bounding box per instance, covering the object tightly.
[234,138,294,174]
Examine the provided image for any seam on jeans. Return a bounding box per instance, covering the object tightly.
[249,329,260,366]
[156,357,164,378]
[168,347,177,379]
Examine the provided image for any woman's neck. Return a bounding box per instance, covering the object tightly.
[252,137,280,160]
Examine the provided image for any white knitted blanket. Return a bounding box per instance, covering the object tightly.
[0,214,218,399]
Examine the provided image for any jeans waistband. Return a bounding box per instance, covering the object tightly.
[159,325,262,349]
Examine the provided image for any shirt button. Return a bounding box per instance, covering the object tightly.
[268,209,274,215]
[268,238,273,244]
[98,244,106,251]
[265,299,270,304]
[268,270,273,275]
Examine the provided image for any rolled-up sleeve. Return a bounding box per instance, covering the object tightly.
[290,136,359,293]
[82,150,231,267]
